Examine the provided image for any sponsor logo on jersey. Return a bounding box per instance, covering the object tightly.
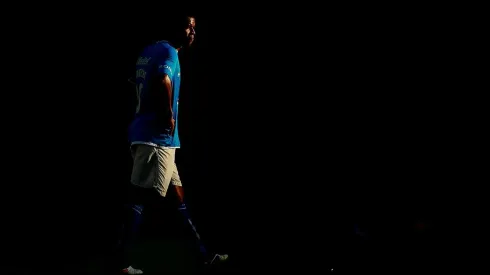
[136,57,151,65]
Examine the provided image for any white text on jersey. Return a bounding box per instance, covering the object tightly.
[137,57,151,65]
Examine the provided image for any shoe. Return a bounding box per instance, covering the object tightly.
[206,254,229,265]
[122,266,143,274]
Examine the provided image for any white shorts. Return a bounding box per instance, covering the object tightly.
[130,144,182,197]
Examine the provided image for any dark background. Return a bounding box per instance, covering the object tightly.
[0,4,467,273]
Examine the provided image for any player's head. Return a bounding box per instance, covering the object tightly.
[167,15,196,48]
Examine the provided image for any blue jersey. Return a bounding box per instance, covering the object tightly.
[129,41,181,148]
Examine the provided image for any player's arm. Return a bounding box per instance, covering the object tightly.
[157,50,178,121]
[161,74,173,117]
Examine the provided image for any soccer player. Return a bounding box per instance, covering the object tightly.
[118,16,228,274]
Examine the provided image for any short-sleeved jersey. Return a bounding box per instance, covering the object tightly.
[128,41,181,148]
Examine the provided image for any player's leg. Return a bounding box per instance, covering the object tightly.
[119,146,177,272]
[169,164,228,265]
[169,165,208,258]
[118,202,145,273]
[117,144,171,274]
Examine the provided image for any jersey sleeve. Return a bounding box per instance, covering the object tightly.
[157,48,178,79]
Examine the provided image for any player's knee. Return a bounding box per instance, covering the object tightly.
[127,184,153,204]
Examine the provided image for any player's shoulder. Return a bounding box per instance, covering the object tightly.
[139,41,176,57]
[155,40,178,59]
[137,41,177,68]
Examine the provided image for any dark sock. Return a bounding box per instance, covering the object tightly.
[118,204,144,268]
[177,202,209,259]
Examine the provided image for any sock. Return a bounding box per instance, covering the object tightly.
[177,202,208,258]
[118,204,144,268]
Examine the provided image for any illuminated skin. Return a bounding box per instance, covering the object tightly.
[175,185,185,204]
[185,17,196,47]
[175,16,196,50]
